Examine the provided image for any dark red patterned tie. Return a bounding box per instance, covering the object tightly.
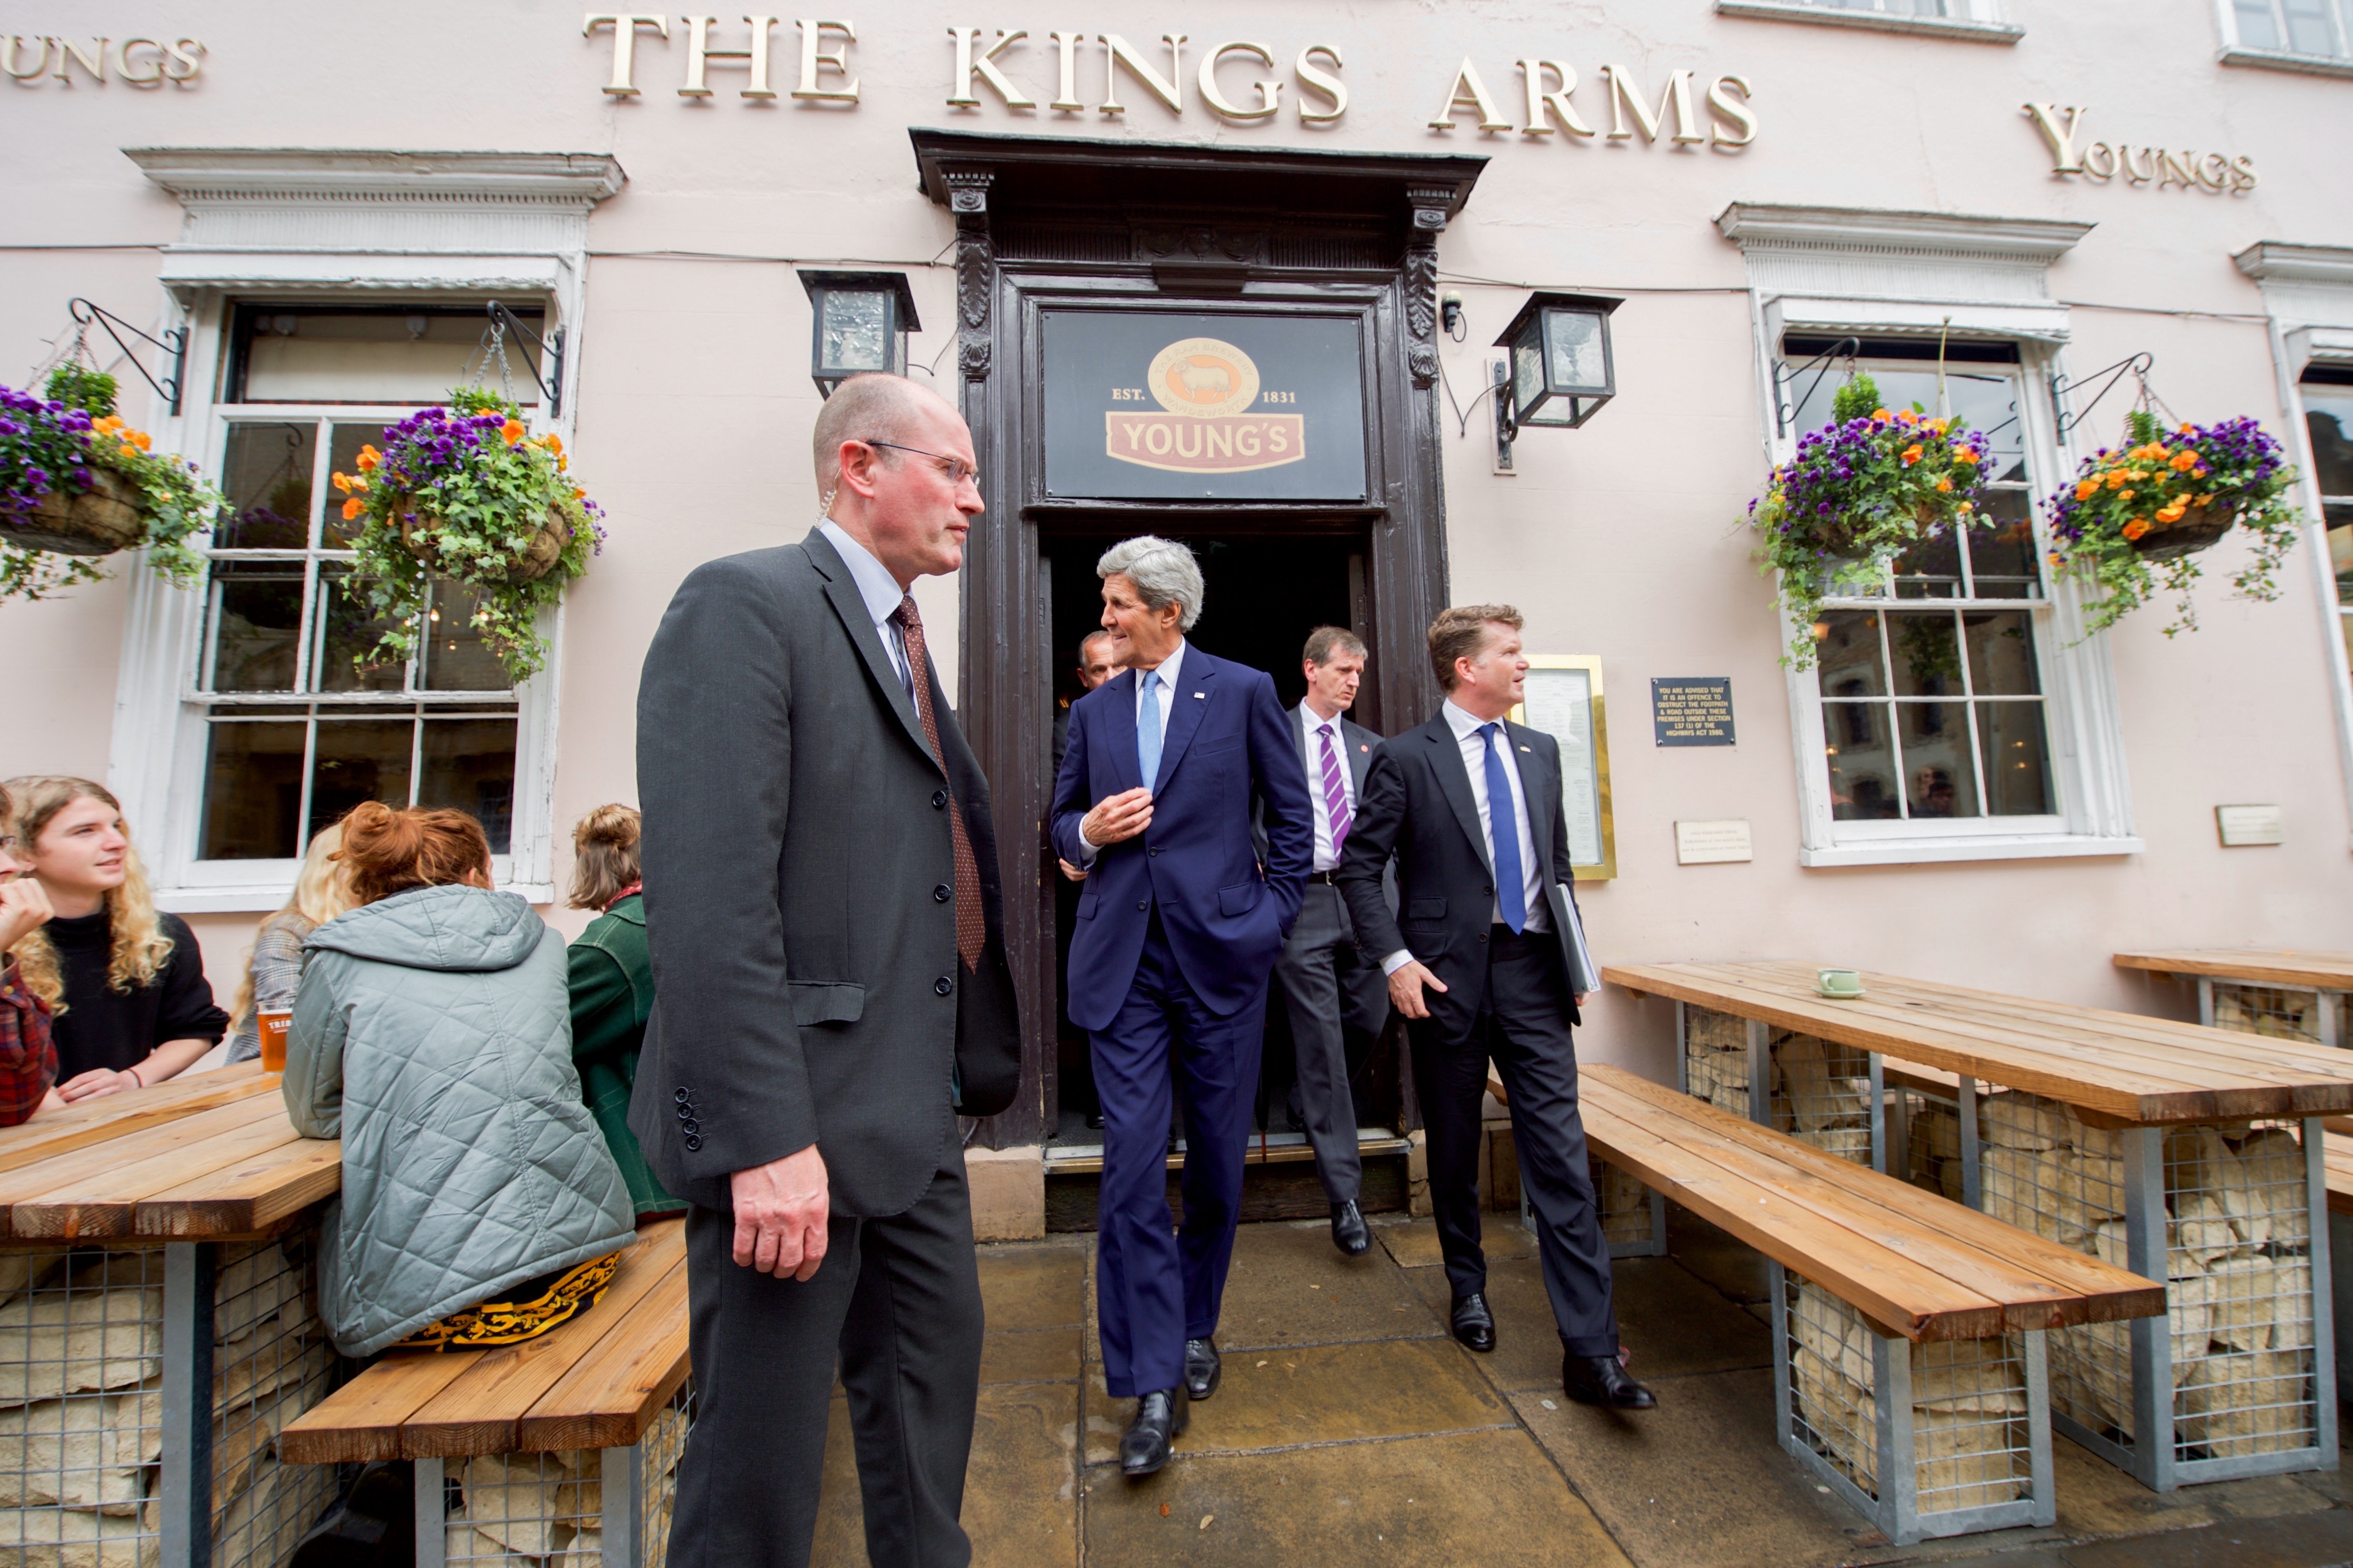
[894,595,985,971]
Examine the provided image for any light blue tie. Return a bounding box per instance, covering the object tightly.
[1481,723,1526,934]
[1138,669,1162,789]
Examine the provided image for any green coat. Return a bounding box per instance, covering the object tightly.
[569,896,685,1219]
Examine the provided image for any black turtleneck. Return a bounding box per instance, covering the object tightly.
[46,909,228,1082]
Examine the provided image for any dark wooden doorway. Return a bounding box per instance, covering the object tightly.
[913,130,1486,1148]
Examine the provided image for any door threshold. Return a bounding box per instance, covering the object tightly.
[1041,1128,1409,1176]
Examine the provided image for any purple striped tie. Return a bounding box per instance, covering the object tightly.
[1318,724,1351,855]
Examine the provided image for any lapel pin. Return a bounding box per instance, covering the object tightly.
[1193,691,1206,699]
[1519,745,1533,753]
[1359,743,1370,753]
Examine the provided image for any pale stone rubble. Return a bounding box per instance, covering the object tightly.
[442,1403,688,1568]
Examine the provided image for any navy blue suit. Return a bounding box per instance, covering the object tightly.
[1051,645,1313,1398]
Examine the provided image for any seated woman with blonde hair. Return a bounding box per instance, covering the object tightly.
[7,776,226,1101]
[566,804,685,1222]
[285,801,633,1357]
[0,781,59,1125]
[224,825,356,1065]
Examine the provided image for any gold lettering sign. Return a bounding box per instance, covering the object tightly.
[2023,103,2256,193]
[0,35,202,84]
[1106,337,1305,474]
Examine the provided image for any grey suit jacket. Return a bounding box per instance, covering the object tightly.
[1254,704,1395,926]
[630,529,1022,1218]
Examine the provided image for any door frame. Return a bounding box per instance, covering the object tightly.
[912,130,1485,1148]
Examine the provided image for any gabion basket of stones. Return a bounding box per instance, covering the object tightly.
[1680,1006,1875,1166]
[427,1381,693,1568]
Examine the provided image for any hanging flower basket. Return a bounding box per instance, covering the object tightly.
[1749,374,1993,669]
[0,367,216,602]
[337,386,603,683]
[2043,409,2302,637]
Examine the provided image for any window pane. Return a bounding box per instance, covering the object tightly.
[2237,0,2283,47]
[1899,705,1980,819]
[324,423,388,547]
[200,721,307,860]
[1892,526,1963,598]
[1967,488,2041,599]
[2330,505,2353,608]
[2283,0,2342,54]
[1827,703,1901,820]
[313,570,406,693]
[819,291,890,374]
[206,561,305,692]
[2306,393,2353,500]
[1963,610,2041,696]
[1816,610,1888,698]
[237,310,535,405]
[420,718,520,853]
[308,719,414,839]
[1978,702,2055,816]
[1890,612,1965,697]
[421,582,516,692]
[215,422,314,549]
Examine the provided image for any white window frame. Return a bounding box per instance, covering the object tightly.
[2215,0,2353,75]
[2235,241,2353,850]
[109,149,621,911]
[1715,0,2023,44]
[1718,203,2141,868]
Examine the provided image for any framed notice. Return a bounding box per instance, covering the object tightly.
[1509,655,1617,881]
[1039,309,1370,501]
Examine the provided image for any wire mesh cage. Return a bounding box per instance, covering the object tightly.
[434,1380,695,1568]
[2210,983,2330,1045]
[211,1232,340,1568]
[1590,1158,1665,1257]
[0,1246,167,1568]
[1780,1272,2037,1533]
[1770,1035,1874,1166]
[1681,1006,1753,1117]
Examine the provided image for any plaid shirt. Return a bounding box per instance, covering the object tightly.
[0,959,57,1126]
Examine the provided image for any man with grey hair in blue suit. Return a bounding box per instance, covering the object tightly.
[1050,535,1314,1477]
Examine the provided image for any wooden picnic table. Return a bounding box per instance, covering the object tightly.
[2114,949,2353,1047]
[1603,959,2343,1494]
[0,1061,344,1568]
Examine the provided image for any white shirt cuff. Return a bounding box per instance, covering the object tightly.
[1381,949,1415,976]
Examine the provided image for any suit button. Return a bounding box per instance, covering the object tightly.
[936,976,955,997]
[677,1105,693,1121]
[1484,884,1494,895]
[1148,848,1158,856]
[682,1119,701,1135]
[673,1088,690,1104]
[1478,933,1489,944]
[932,789,949,809]
[934,884,951,902]
[1136,900,1148,912]
[684,1135,704,1152]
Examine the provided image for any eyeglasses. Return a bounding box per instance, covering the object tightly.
[860,440,981,490]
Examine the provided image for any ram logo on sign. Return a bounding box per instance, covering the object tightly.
[1105,336,1306,474]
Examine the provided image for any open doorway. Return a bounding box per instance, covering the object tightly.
[1041,527,1403,1171]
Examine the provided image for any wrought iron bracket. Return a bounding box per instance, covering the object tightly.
[67,298,187,416]
[2048,352,2156,442]
[488,301,566,417]
[1771,334,1861,438]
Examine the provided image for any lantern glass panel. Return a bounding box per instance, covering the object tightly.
[1544,308,1610,396]
[819,289,892,376]
[1512,340,1547,425]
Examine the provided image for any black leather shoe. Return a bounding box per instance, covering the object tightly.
[1330,1201,1370,1257]
[1450,1291,1495,1353]
[1183,1337,1221,1400]
[1563,1351,1657,1410]
[1119,1388,1188,1476]
[1085,1110,1105,1130]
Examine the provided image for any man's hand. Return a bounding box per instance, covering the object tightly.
[730,1143,830,1281]
[0,879,52,956]
[1057,858,1088,882]
[1080,787,1153,849]
[1388,960,1449,1020]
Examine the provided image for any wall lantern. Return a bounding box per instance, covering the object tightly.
[1491,291,1620,466]
[797,270,921,398]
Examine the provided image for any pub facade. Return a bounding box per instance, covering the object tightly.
[6,0,2351,1230]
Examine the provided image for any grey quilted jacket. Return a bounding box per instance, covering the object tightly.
[284,884,634,1357]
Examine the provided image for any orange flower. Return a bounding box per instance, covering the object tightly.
[331,472,353,494]
[2048,551,2066,568]
[356,444,382,471]
[538,433,563,457]
[1936,478,1953,493]
[2119,489,2135,500]
[93,415,123,434]
[2158,502,2186,523]
[1901,444,1924,465]
[2121,518,2151,541]
[1926,417,1950,434]
[501,418,526,445]
[1896,409,1918,426]
[2169,450,2197,471]
[1958,500,1975,514]
[1871,408,1893,422]
[1953,447,1979,465]
[2075,478,2100,501]
[2193,493,2213,507]
[571,486,587,500]
[341,496,364,522]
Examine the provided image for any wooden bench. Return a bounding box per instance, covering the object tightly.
[2115,949,2353,1048]
[1549,1065,2165,1546]
[280,1219,692,1568]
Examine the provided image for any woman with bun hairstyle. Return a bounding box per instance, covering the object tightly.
[0,781,60,1124]
[7,776,226,1100]
[284,801,633,1357]
[565,805,684,1222]
[223,825,355,1064]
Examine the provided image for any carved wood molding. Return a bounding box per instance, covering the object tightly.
[1403,184,1455,389]
[945,167,996,383]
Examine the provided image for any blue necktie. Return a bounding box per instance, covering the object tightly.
[1481,723,1525,934]
[1138,670,1162,789]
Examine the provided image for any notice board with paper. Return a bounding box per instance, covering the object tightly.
[1509,655,1617,880]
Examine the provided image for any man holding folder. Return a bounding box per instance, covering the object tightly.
[1337,605,1651,1412]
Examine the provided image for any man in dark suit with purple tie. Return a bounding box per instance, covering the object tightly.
[1050,535,1313,1476]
